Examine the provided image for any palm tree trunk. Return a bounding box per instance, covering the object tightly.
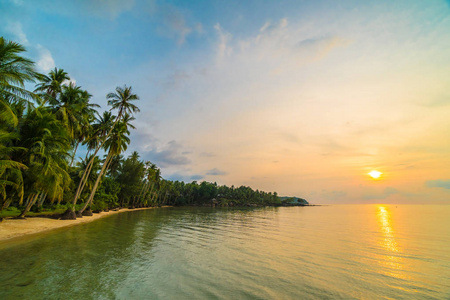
[18,192,40,218]
[23,194,31,207]
[136,182,148,206]
[162,192,168,206]
[152,191,158,206]
[141,183,151,206]
[79,151,113,214]
[71,112,123,209]
[143,184,153,206]
[69,140,80,167]
[1,199,12,211]
[37,192,47,208]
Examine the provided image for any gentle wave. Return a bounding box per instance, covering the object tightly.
[0,205,449,299]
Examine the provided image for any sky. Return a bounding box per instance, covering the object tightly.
[1,0,450,204]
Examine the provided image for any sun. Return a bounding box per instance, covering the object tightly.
[368,170,382,179]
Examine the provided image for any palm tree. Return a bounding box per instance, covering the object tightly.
[107,85,140,123]
[69,89,99,166]
[17,106,71,218]
[0,37,42,111]
[74,155,101,199]
[78,121,130,214]
[0,37,40,209]
[71,111,114,211]
[70,86,139,215]
[0,130,27,210]
[34,67,69,103]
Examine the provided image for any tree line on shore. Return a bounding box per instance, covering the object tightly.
[0,37,298,220]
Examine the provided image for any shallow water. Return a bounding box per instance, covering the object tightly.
[0,205,449,299]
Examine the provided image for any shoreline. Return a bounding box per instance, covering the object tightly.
[0,207,164,244]
[0,205,313,245]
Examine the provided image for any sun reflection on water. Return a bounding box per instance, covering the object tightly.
[376,205,409,281]
[378,206,399,253]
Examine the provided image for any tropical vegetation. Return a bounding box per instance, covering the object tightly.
[0,37,305,220]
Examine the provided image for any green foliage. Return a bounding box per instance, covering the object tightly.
[0,36,291,217]
[93,177,120,209]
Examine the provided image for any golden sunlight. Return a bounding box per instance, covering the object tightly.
[368,170,382,179]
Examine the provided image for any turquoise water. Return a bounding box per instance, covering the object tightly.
[0,205,449,299]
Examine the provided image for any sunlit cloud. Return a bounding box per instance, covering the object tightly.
[2,0,449,203]
[36,44,56,72]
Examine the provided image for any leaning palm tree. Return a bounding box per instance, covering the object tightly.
[72,111,114,210]
[78,121,130,214]
[68,89,99,166]
[107,85,140,123]
[68,85,139,218]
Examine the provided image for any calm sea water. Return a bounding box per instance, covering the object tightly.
[0,205,449,299]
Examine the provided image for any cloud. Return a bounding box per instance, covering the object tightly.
[426,179,450,189]
[214,23,233,61]
[167,172,203,182]
[200,152,215,157]
[296,36,348,62]
[5,22,56,73]
[206,168,227,176]
[161,6,192,45]
[142,140,191,167]
[150,2,202,45]
[5,21,29,45]
[320,189,347,200]
[36,44,56,72]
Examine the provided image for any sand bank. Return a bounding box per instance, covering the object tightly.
[0,207,161,243]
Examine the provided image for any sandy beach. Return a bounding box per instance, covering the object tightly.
[0,207,160,243]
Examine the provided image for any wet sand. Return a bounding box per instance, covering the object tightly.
[0,207,160,242]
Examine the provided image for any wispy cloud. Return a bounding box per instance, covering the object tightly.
[206,168,227,176]
[426,179,450,189]
[167,172,203,182]
[142,140,191,168]
[5,22,56,73]
[214,23,233,62]
[5,21,29,45]
[144,1,203,45]
[36,44,55,72]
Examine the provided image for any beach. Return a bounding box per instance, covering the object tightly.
[0,207,158,242]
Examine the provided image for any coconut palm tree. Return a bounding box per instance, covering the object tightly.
[0,130,27,210]
[34,67,69,103]
[70,86,139,216]
[69,89,99,166]
[0,37,41,209]
[17,106,71,218]
[78,121,130,214]
[74,155,101,199]
[71,111,114,213]
[0,37,42,111]
[107,85,140,123]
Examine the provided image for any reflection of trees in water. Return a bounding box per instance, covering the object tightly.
[0,207,281,299]
[0,209,170,299]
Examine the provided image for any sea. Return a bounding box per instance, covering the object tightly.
[0,205,449,299]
